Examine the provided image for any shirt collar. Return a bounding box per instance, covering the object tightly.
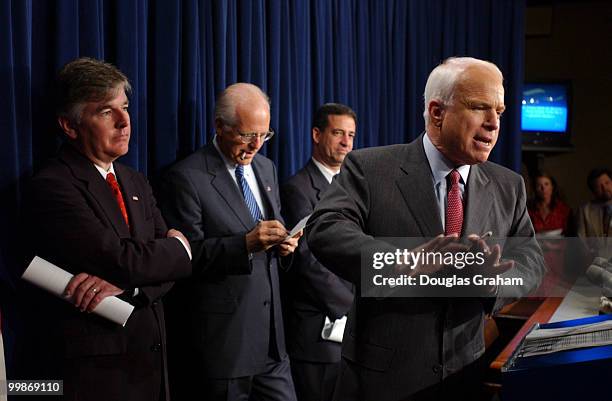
[213,135,240,169]
[311,157,338,184]
[423,132,470,185]
[213,135,256,177]
[93,162,116,179]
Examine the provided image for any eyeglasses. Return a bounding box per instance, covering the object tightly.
[235,130,275,144]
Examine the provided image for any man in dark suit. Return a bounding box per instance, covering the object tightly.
[159,83,300,401]
[23,58,192,401]
[307,57,545,401]
[280,103,356,401]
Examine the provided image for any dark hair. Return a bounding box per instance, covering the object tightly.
[530,172,562,209]
[56,57,131,124]
[312,103,357,131]
[587,168,612,193]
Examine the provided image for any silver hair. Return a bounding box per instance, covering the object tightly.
[422,57,502,125]
[215,83,270,127]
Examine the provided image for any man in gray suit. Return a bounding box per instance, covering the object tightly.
[307,57,545,401]
[159,83,299,401]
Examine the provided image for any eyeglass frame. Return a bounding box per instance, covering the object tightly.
[230,129,275,144]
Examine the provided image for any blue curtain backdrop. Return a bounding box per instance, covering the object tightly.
[0,0,525,373]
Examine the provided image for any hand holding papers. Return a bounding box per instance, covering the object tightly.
[22,256,134,326]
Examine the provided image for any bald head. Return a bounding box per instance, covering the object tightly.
[215,83,272,165]
[215,83,270,128]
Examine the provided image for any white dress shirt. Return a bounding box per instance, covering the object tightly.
[311,157,338,184]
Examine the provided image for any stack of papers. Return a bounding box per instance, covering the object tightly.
[521,319,612,357]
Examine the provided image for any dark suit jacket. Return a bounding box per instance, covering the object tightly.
[306,136,545,401]
[159,143,288,380]
[280,160,354,363]
[23,144,191,401]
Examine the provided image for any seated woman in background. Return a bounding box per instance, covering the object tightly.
[528,172,573,296]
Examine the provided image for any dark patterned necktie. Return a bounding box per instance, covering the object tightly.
[106,172,130,228]
[235,165,264,221]
[445,169,463,236]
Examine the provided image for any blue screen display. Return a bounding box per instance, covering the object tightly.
[521,84,568,132]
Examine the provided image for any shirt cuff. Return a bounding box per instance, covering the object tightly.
[174,236,192,261]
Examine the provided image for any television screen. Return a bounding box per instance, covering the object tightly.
[521,83,568,132]
[521,82,572,150]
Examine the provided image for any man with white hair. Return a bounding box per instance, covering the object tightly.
[160,83,299,401]
[307,57,544,400]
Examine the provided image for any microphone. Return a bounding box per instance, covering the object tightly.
[585,257,612,297]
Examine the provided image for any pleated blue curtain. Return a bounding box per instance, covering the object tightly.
[0,0,524,374]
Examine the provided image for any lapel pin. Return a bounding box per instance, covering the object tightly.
[132,196,139,201]
[266,186,271,192]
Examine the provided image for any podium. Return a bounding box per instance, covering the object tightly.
[502,314,612,401]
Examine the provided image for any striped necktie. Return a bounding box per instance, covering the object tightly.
[235,165,264,222]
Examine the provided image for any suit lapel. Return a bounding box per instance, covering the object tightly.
[305,160,330,201]
[115,164,144,238]
[395,137,444,236]
[463,164,493,236]
[252,157,279,220]
[59,145,131,238]
[205,146,255,230]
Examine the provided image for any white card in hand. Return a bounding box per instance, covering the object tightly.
[285,214,311,240]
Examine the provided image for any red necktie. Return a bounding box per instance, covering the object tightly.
[445,169,463,236]
[106,172,130,228]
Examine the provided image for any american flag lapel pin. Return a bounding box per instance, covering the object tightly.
[132,196,139,201]
[266,186,271,192]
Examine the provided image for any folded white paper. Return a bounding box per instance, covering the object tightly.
[22,256,134,326]
[321,316,347,343]
[285,214,311,240]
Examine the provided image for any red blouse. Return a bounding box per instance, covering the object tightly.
[528,201,571,234]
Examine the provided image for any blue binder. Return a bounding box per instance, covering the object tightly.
[501,314,612,401]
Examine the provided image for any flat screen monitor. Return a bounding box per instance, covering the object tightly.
[521,82,572,150]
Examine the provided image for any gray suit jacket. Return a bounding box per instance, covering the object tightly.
[306,136,544,401]
[159,143,287,381]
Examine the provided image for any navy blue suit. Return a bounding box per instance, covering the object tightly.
[159,143,294,400]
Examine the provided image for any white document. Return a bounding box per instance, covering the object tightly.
[321,316,347,343]
[22,256,134,327]
[521,319,612,357]
[285,214,311,240]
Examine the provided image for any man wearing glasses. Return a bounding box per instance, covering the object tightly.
[159,83,299,401]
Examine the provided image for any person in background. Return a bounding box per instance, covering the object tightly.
[280,103,356,401]
[577,167,612,259]
[527,172,572,295]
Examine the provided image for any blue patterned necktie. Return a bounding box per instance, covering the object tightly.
[235,164,264,222]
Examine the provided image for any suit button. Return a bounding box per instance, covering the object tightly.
[432,365,442,374]
[151,301,158,307]
[150,343,161,352]
[263,300,270,307]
